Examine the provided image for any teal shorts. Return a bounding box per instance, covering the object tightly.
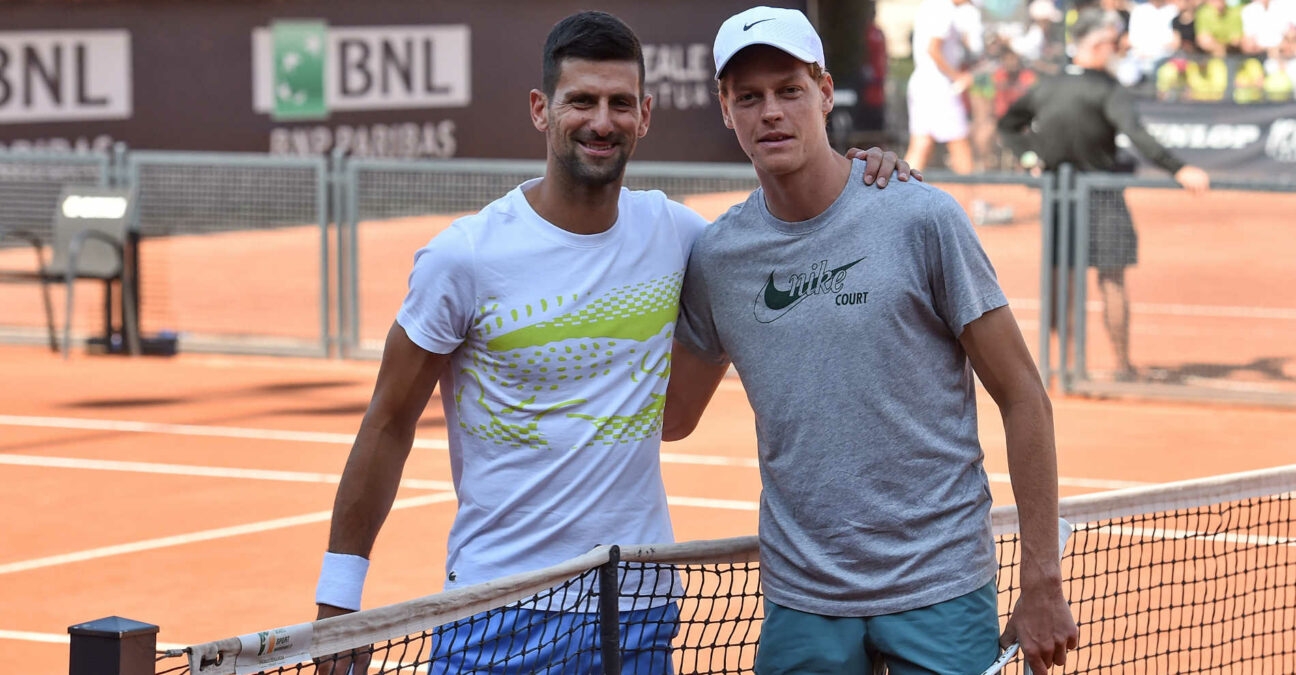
[755,581,1000,675]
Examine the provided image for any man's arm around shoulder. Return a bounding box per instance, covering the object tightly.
[317,321,451,620]
[959,306,1078,673]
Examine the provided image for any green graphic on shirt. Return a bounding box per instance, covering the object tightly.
[454,369,586,448]
[486,274,682,352]
[452,272,683,448]
[567,393,666,446]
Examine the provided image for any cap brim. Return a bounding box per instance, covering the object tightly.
[715,41,819,79]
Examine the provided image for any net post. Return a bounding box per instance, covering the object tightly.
[68,616,159,675]
[598,545,623,675]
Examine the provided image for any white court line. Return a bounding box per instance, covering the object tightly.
[0,492,456,576]
[1007,297,1296,321]
[0,492,758,578]
[0,453,1145,500]
[0,629,185,651]
[0,454,454,491]
[0,415,1148,491]
[668,496,758,511]
[0,414,449,451]
[0,414,751,468]
[660,452,757,468]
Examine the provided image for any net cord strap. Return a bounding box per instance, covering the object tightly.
[597,545,623,675]
[992,463,1296,534]
[187,546,614,675]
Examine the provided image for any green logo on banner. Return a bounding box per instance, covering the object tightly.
[271,20,327,120]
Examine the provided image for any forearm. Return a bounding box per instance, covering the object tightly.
[1109,91,1186,174]
[1001,390,1063,589]
[662,340,729,441]
[996,94,1038,160]
[327,420,416,557]
[928,42,963,82]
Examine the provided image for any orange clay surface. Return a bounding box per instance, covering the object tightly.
[0,183,1293,674]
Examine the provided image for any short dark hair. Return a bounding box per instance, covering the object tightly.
[1070,7,1123,44]
[541,11,645,97]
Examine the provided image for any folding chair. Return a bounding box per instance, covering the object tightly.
[0,187,140,359]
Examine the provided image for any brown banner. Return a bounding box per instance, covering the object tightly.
[0,0,802,162]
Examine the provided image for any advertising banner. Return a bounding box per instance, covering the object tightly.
[0,0,802,162]
[1134,99,1296,177]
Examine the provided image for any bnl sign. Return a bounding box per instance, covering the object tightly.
[252,21,471,120]
[0,30,132,124]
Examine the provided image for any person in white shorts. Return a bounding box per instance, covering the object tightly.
[906,0,980,173]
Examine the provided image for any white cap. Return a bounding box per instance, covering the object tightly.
[713,6,825,79]
[1029,0,1063,22]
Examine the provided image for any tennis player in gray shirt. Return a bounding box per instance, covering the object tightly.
[663,7,1077,674]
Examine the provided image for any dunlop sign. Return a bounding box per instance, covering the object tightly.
[0,30,132,124]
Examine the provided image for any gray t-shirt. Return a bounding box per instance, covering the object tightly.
[676,159,1005,617]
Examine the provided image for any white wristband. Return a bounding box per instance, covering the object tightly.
[315,552,369,611]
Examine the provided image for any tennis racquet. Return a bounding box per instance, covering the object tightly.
[979,517,1073,675]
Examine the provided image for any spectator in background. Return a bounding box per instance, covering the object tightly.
[1154,0,1204,98]
[997,8,1211,381]
[993,48,1038,121]
[906,0,980,172]
[1282,27,1296,95]
[1104,0,1134,37]
[858,0,889,131]
[1194,0,1244,56]
[1171,0,1202,54]
[1124,0,1180,85]
[1013,0,1065,65]
[1239,1,1296,101]
[1241,0,1293,60]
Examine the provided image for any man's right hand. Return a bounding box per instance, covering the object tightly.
[1174,165,1210,195]
[313,605,371,675]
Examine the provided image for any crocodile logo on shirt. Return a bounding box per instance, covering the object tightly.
[455,273,682,448]
[754,257,866,323]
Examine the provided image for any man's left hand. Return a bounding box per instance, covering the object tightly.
[1001,585,1079,673]
[846,147,923,187]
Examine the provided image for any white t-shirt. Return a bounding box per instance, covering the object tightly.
[1242,0,1293,50]
[1127,2,1179,60]
[911,0,967,85]
[397,179,707,609]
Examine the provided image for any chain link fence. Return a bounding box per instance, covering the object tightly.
[125,151,330,356]
[0,152,112,346]
[2,147,1292,407]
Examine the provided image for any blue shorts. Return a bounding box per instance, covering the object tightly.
[427,602,679,675]
[755,581,1000,675]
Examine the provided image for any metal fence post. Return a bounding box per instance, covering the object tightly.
[110,142,129,189]
[330,148,347,358]
[1055,164,1075,392]
[1072,173,1092,385]
[597,545,623,675]
[343,159,361,358]
[1038,171,1056,389]
[68,616,158,675]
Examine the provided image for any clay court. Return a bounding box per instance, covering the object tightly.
[0,181,1294,673]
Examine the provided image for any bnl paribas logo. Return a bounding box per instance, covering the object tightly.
[253,21,471,120]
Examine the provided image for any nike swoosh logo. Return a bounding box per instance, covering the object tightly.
[743,18,774,31]
[754,258,865,323]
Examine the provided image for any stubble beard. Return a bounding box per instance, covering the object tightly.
[555,135,632,188]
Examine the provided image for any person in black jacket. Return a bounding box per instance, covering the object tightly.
[997,8,1210,381]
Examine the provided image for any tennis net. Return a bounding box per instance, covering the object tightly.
[159,465,1295,674]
